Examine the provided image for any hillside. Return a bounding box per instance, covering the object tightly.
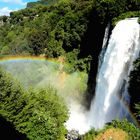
[0,0,140,140]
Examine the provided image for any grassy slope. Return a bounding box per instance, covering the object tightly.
[94,128,129,140]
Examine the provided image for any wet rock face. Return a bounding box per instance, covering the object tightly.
[67,129,79,140]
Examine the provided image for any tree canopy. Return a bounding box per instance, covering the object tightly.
[0,67,68,140]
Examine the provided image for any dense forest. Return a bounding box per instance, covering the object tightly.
[0,0,140,139]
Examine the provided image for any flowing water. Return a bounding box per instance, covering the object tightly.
[89,18,140,129]
[1,18,140,135]
[65,18,140,134]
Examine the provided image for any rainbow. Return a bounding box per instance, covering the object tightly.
[117,96,140,128]
[0,55,139,128]
[0,55,63,65]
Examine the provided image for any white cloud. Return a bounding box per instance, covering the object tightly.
[0,7,18,16]
[2,0,26,5]
[0,7,12,16]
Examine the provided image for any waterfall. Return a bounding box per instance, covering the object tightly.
[65,18,140,134]
[98,23,111,70]
[89,18,140,129]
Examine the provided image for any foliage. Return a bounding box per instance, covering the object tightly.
[135,102,140,123]
[0,67,27,119]
[128,58,140,123]
[79,128,98,140]
[0,67,68,140]
[94,0,128,23]
[94,0,140,25]
[0,0,140,139]
[79,119,140,140]
[27,28,47,55]
[0,0,140,72]
[138,17,140,23]
[0,0,94,72]
[94,128,129,140]
[112,11,140,26]
[105,119,140,140]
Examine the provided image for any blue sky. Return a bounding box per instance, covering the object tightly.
[0,0,37,16]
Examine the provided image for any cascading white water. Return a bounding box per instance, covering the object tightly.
[89,18,140,129]
[65,18,140,134]
[98,23,110,69]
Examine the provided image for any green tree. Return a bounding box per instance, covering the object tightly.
[27,28,47,55]
[0,67,27,119]
[0,67,68,140]
[0,45,11,55]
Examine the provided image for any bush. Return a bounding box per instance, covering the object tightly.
[112,11,140,26]
[106,119,140,140]
[0,67,68,140]
[80,128,98,140]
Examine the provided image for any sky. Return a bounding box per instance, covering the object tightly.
[0,0,37,16]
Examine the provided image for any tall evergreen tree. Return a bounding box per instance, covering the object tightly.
[0,67,68,140]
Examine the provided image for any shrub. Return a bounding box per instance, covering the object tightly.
[0,67,68,140]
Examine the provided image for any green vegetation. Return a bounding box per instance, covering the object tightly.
[0,67,68,140]
[94,128,129,140]
[80,119,140,140]
[0,0,139,72]
[80,128,98,140]
[0,0,94,72]
[129,58,140,124]
[112,11,140,25]
[0,0,140,139]
[106,119,140,140]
